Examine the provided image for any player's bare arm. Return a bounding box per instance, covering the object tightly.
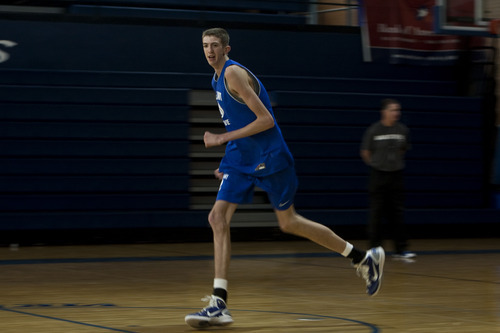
[204,65,275,148]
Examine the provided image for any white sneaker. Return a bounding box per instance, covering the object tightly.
[392,251,417,263]
[185,295,233,328]
[355,247,385,296]
[392,251,417,259]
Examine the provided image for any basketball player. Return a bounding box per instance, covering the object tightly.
[185,28,385,329]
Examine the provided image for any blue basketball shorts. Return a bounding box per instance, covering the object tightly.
[216,167,298,211]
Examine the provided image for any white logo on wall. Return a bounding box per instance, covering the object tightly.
[0,40,17,63]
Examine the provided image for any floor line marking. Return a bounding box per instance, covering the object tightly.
[1,249,500,266]
[0,307,136,333]
[0,305,379,333]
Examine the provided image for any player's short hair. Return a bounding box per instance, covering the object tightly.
[381,98,401,110]
[202,28,230,47]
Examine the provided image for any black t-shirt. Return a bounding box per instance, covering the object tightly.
[361,121,410,172]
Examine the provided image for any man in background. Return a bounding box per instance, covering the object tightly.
[361,98,416,260]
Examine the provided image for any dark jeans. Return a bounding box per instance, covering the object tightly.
[368,168,408,253]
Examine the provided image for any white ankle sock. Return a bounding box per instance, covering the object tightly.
[341,242,353,257]
[214,278,228,291]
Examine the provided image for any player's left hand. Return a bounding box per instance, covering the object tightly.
[213,168,224,180]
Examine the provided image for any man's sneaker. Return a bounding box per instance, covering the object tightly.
[392,251,417,260]
[355,246,385,296]
[185,295,233,328]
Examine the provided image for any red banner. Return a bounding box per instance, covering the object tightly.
[361,0,466,65]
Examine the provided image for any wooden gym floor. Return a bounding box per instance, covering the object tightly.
[0,238,499,332]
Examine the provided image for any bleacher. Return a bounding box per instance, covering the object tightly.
[273,91,485,211]
[0,3,498,243]
[0,71,201,230]
[3,0,310,25]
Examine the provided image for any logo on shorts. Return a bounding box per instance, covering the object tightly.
[278,200,290,208]
[0,40,17,63]
[255,163,266,171]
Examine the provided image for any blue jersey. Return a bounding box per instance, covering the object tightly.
[212,59,293,176]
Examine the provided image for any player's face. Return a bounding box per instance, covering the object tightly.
[382,103,401,124]
[202,36,228,68]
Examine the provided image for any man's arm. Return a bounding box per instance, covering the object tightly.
[204,65,275,148]
[360,149,371,165]
[360,127,373,166]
